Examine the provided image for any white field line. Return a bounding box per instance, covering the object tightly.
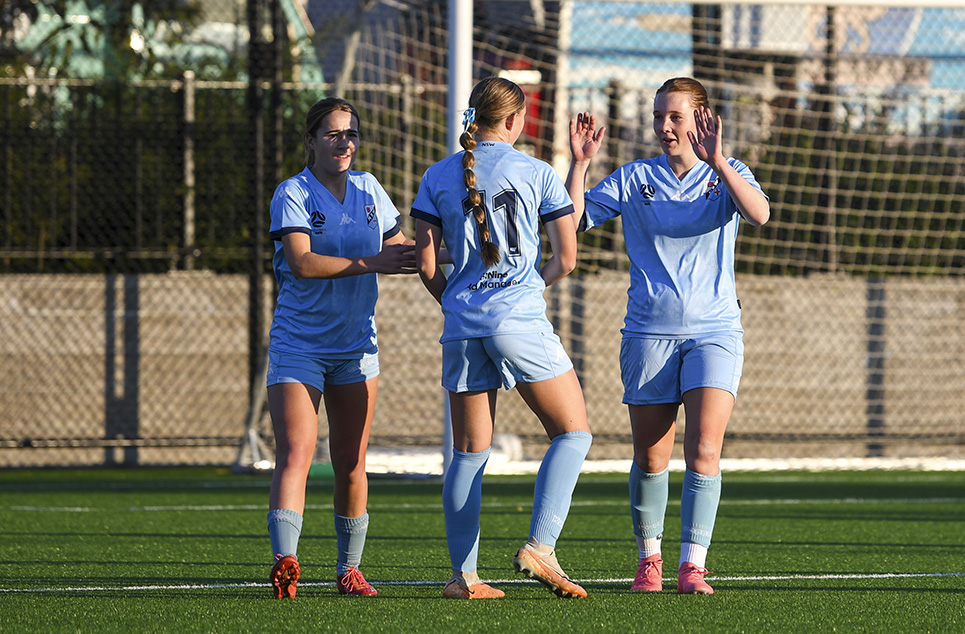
[2,572,963,594]
[363,456,965,475]
[4,497,963,513]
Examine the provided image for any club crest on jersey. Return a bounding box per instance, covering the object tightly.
[310,210,326,234]
[640,182,655,205]
[704,176,722,200]
[365,204,378,227]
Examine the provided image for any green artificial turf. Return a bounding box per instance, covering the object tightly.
[0,468,963,633]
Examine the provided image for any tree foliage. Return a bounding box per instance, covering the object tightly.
[0,1,248,81]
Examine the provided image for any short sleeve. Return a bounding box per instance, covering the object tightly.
[371,177,400,225]
[729,158,768,200]
[268,179,311,240]
[583,167,626,230]
[537,162,575,223]
[410,171,442,226]
[368,175,403,240]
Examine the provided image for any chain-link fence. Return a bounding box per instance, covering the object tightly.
[2,0,964,467]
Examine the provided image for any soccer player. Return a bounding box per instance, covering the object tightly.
[565,77,770,594]
[412,76,593,600]
[265,96,418,598]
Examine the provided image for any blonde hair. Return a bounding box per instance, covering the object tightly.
[304,97,360,167]
[460,76,526,268]
[655,77,709,110]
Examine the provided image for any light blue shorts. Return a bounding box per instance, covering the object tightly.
[442,332,573,393]
[620,333,743,405]
[266,348,380,392]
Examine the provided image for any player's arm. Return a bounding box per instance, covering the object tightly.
[690,106,770,227]
[540,214,578,287]
[415,218,447,305]
[385,231,413,247]
[393,224,452,265]
[713,161,770,227]
[282,231,416,279]
[380,219,452,264]
[565,113,606,231]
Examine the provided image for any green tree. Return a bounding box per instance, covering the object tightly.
[5,1,215,80]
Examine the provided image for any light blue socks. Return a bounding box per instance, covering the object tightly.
[529,430,593,548]
[629,462,669,539]
[267,508,303,559]
[443,447,490,572]
[680,468,722,564]
[268,507,370,574]
[334,511,370,576]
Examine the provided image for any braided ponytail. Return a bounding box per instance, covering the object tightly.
[461,77,526,268]
[460,112,500,267]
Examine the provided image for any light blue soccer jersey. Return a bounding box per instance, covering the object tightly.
[582,154,767,337]
[410,141,574,342]
[268,168,401,357]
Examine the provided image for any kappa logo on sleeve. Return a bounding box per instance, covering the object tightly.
[365,204,378,227]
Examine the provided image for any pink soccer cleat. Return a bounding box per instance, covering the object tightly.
[631,554,663,592]
[337,567,378,596]
[677,563,714,595]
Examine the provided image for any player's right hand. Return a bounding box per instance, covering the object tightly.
[569,112,606,163]
[373,243,417,274]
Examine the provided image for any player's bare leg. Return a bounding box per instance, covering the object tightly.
[266,382,322,598]
[513,370,591,598]
[326,378,379,596]
[675,387,734,594]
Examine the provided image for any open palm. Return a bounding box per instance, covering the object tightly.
[569,112,606,162]
[689,105,723,164]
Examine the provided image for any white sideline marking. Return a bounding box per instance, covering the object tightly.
[4,497,963,513]
[2,572,963,594]
[361,456,965,476]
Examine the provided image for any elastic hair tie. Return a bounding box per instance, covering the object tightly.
[462,108,476,130]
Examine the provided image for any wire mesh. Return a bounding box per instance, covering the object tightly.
[2,1,964,466]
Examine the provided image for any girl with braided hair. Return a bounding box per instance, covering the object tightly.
[412,76,592,600]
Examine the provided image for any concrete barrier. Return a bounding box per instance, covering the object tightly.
[1,271,962,466]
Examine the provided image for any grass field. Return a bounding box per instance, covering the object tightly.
[1,467,963,633]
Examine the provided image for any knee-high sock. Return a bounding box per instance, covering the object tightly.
[629,462,669,539]
[680,468,722,549]
[334,511,369,574]
[529,430,592,548]
[267,508,303,559]
[443,447,490,572]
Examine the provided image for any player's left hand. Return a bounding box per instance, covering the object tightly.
[688,106,724,166]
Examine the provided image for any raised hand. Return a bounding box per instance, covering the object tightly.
[688,105,724,166]
[569,112,606,163]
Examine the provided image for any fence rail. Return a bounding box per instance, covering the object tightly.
[3,1,965,467]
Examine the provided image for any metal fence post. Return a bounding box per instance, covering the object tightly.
[183,70,196,271]
[248,0,267,399]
